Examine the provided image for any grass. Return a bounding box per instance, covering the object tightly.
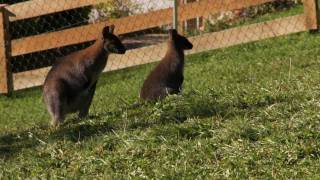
[2,8,320,179]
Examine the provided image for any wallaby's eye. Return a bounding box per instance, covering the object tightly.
[105,43,119,54]
[108,43,115,49]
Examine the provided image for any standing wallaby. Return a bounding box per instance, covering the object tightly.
[140,29,193,101]
[43,25,126,127]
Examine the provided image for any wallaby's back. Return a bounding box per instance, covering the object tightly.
[140,29,193,101]
[43,25,126,127]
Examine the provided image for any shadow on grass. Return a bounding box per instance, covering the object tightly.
[51,116,116,142]
[52,91,291,142]
[0,92,290,160]
[0,138,37,160]
[0,126,48,160]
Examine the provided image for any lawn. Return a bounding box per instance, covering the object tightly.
[2,6,320,179]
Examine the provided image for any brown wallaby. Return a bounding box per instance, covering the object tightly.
[140,29,193,101]
[43,25,126,127]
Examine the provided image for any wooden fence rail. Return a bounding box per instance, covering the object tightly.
[0,0,319,94]
[13,14,307,90]
[0,6,12,94]
[12,0,276,57]
[7,0,104,22]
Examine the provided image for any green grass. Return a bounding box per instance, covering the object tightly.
[2,9,320,179]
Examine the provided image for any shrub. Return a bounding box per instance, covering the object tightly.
[204,0,302,33]
[89,0,142,23]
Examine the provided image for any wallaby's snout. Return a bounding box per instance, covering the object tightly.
[102,25,127,54]
[183,39,193,50]
[169,29,193,50]
[115,42,126,54]
[104,40,126,54]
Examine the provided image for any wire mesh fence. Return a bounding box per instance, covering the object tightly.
[0,0,318,128]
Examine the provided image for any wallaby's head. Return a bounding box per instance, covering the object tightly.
[169,29,193,50]
[102,25,126,54]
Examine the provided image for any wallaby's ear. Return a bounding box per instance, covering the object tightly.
[109,25,115,34]
[169,29,177,40]
[103,26,110,38]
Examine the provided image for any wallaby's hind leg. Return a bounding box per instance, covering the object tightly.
[46,95,65,127]
[50,111,65,127]
[160,87,175,99]
[79,81,97,119]
[164,87,175,95]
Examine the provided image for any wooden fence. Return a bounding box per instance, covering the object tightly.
[0,0,319,94]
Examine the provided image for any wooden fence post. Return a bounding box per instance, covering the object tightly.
[318,0,320,28]
[0,4,13,95]
[304,0,319,30]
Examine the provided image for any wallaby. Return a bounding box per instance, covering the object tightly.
[140,29,193,101]
[43,25,126,127]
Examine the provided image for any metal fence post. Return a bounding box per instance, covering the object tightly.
[317,0,320,29]
[173,0,178,30]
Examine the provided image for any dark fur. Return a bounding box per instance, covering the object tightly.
[43,25,126,127]
[140,29,193,101]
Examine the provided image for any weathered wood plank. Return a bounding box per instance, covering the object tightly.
[0,6,13,94]
[304,0,319,29]
[13,15,306,91]
[11,0,275,57]
[7,0,103,22]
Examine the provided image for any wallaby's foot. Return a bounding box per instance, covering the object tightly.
[51,119,60,128]
[50,113,64,128]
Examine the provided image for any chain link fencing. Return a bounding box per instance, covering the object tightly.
[0,0,316,129]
